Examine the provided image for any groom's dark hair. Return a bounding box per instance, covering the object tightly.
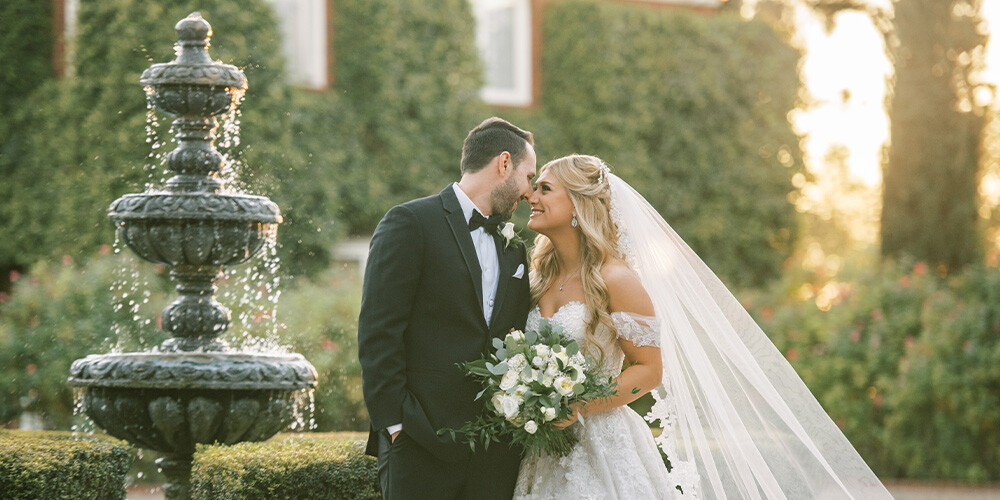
[461,117,534,174]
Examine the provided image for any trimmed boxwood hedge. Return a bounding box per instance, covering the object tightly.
[0,430,133,500]
[191,432,378,499]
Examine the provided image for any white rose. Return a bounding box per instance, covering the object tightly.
[544,362,560,377]
[571,366,586,384]
[513,384,529,400]
[506,330,524,342]
[541,407,557,422]
[519,368,534,383]
[508,353,528,372]
[524,420,538,434]
[535,345,551,358]
[554,351,569,365]
[491,391,505,415]
[501,394,520,419]
[499,369,519,390]
[541,373,555,387]
[554,375,576,397]
[532,356,545,368]
[501,222,517,242]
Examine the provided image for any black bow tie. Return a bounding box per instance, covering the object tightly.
[469,211,502,235]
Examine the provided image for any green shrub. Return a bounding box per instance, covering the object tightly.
[0,430,133,500]
[512,1,801,287]
[191,432,378,500]
[0,253,171,428]
[746,253,1000,482]
[0,0,339,277]
[0,252,366,434]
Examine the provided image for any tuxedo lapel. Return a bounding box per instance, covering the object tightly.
[488,235,516,332]
[440,186,486,321]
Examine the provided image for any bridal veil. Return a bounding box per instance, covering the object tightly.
[607,173,892,499]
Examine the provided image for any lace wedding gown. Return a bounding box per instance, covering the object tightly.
[514,301,688,499]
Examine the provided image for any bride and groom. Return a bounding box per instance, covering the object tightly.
[358,117,893,499]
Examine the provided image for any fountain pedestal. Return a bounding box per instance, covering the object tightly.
[68,13,317,500]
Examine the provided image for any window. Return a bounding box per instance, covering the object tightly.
[471,0,533,106]
[265,0,329,90]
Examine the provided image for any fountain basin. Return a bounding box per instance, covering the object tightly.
[109,192,280,267]
[69,352,317,455]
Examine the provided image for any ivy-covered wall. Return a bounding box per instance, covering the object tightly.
[519,0,802,287]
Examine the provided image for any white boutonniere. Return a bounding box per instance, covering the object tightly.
[500,222,519,248]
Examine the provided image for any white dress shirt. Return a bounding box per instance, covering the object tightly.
[452,183,501,324]
[387,183,502,438]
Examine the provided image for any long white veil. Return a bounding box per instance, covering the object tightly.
[607,173,892,499]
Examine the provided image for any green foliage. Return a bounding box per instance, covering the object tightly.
[0,252,367,433]
[0,430,133,500]
[191,432,378,500]
[746,254,1000,482]
[0,0,53,118]
[527,1,801,287]
[312,0,486,234]
[0,0,339,277]
[880,1,985,271]
[0,253,171,428]
[271,265,368,431]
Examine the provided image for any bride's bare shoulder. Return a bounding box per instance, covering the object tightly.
[600,260,654,315]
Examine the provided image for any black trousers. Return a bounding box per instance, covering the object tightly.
[377,430,521,500]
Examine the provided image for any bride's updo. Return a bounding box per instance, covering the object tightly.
[530,155,619,360]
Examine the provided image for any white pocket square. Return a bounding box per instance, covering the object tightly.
[513,264,525,279]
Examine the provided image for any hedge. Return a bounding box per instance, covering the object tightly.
[191,432,378,500]
[516,1,802,287]
[0,430,133,500]
[746,254,1000,482]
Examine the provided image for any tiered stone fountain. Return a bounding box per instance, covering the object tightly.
[68,13,317,500]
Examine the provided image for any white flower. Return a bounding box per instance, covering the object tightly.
[571,366,586,384]
[513,384,529,400]
[570,352,585,365]
[541,407,557,422]
[500,222,517,246]
[524,420,538,434]
[531,355,545,368]
[500,394,520,420]
[554,350,569,365]
[499,369,519,390]
[541,373,555,387]
[535,345,551,358]
[544,362,560,377]
[491,391,505,415]
[519,368,534,383]
[506,330,525,342]
[508,353,528,372]
[554,375,576,396]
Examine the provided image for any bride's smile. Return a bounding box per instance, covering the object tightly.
[527,169,574,234]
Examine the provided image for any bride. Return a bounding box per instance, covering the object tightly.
[513,155,892,499]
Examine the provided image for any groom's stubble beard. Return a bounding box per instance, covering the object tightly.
[489,174,520,221]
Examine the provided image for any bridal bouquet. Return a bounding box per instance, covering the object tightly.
[440,321,617,457]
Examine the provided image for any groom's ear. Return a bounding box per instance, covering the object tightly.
[495,151,512,176]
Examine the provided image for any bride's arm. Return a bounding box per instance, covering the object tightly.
[556,262,662,427]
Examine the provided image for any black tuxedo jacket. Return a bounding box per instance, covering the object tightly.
[358,184,531,463]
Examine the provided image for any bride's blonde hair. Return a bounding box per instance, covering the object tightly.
[530,155,619,361]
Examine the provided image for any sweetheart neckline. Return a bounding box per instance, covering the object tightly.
[533,300,586,320]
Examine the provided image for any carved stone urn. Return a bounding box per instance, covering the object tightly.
[68,13,317,500]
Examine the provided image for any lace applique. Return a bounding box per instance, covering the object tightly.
[608,188,638,272]
[644,388,701,498]
[611,312,661,348]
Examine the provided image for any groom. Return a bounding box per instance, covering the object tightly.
[358,117,536,499]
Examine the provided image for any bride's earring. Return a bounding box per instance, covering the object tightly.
[571,213,578,228]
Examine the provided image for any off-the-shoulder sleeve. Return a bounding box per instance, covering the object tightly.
[610,311,661,348]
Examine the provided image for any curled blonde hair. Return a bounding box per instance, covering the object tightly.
[530,155,619,361]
